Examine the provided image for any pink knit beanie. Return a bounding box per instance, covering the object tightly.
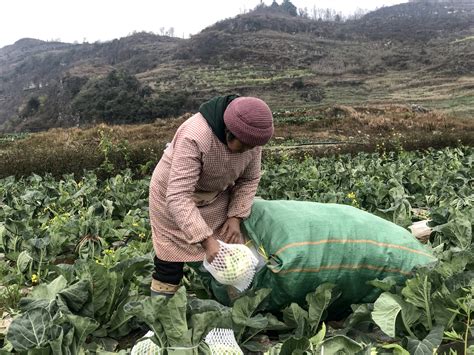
[223,97,274,146]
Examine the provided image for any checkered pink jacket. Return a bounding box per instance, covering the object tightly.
[149,113,262,262]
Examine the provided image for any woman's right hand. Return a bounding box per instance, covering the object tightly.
[201,236,220,263]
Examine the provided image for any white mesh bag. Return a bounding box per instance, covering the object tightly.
[131,331,161,355]
[204,328,243,355]
[203,241,258,292]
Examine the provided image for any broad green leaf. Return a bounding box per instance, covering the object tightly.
[344,304,372,328]
[157,287,192,347]
[189,311,224,345]
[62,326,77,355]
[92,326,108,338]
[372,292,419,337]
[279,336,310,355]
[187,298,233,332]
[309,322,326,347]
[306,283,335,334]
[93,337,120,352]
[16,250,32,272]
[264,313,289,331]
[65,314,99,348]
[445,270,474,292]
[238,313,270,350]
[400,300,421,334]
[31,275,68,300]
[435,251,471,280]
[47,325,64,355]
[401,273,433,330]
[382,344,410,355]
[50,264,76,284]
[28,236,50,250]
[231,288,272,340]
[244,313,269,330]
[101,271,124,322]
[110,256,153,281]
[19,298,58,314]
[432,217,471,250]
[6,308,54,351]
[84,263,123,322]
[21,347,50,355]
[187,297,230,314]
[319,335,364,354]
[124,296,168,348]
[367,276,398,292]
[232,288,271,324]
[107,295,147,338]
[197,343,212,355]
[372,293,400,337]
[407,325,444,355]
[125,288,194,347]
[58,280,91,313]
[282,303,308,339]
[242,338,271,352]
[432,288,460,328]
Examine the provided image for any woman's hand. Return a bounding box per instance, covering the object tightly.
[201,236,220,263]
[221,217,243,244]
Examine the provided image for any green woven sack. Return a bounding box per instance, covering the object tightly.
[240,199,437,311]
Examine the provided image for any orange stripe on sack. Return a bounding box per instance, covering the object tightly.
[273,239,434,259]
[273,264,411,276]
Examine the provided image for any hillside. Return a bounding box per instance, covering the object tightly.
[0,1,473,132]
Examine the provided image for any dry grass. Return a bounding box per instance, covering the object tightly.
[0,116,188,178]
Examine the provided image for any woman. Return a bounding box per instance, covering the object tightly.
[149,95,274,296]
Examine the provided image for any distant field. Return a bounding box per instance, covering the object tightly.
[137,60,474,119]
[0,103,472,179]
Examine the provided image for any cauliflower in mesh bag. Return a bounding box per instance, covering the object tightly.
[204,328,243,355]
[203,241,258,292]
[131,331,161,355]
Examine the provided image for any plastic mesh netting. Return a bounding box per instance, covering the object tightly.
[131,331,161,355]
[204,328,243,355]
[203,241,258,292]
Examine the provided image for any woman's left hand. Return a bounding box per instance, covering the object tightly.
[222,217,243,244]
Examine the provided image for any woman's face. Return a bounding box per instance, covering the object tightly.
[226,135,254,153]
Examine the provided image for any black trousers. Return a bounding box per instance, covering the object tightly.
[152,256,184,285]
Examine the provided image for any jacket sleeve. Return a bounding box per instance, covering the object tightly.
[166,133,213,244]
[227,148,262,219]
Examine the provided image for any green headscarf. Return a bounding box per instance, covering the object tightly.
[199,94,239,145]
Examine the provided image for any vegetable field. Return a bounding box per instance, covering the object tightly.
[0,146,472,354]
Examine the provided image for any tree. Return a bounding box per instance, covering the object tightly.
[346,8,368,21]
[298,7,309,18]
[20,97,40,118]
[253,0,267,11]
[72,70,149,123]
[281,0,297,16]
[71,70,189,123]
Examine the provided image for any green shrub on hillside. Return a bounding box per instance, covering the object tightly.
[72,70,151,123]
[19,97,41,118]
[72,70,191,124]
